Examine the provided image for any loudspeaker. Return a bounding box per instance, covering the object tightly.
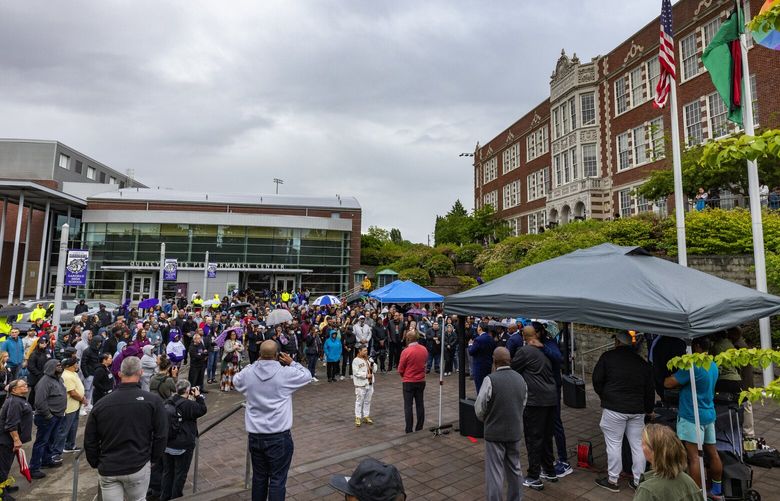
[459,398,484,438]
[562,374,586,409]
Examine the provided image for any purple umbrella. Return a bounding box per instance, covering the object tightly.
[215,326,243,348]
[406,308,427,316]
[138,298,159,309]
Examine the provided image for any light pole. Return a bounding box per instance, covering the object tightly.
[273,178,284,194]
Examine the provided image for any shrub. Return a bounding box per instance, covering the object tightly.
[457,275,479,290]
[454,243,484,263]
[398,267,431,285]
[426,253,455,277]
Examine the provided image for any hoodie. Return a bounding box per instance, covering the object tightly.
[140,345,157,391]
[34,359,67,419]
[81,337,104,377]
[233,359,311,434]
[166,336,186,364]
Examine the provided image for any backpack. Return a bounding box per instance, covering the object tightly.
[164,397,185,441]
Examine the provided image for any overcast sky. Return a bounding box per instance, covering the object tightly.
[0,0,663,243]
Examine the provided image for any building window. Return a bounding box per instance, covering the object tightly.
[502,143,521,174]
[506,217,521,237]
[99,171,106,183]
[87,166,96,180]
[619,189,633,218]
[482,157,498,184]
[684,101,703,145]
[649,118,665,160]
[581,93,595,126]
[483,190,498,210]
[615,76,630,115]
[703,17,722,46]
[617,132,631,171]
[109,176,117,185]
[636,194,651,214]
[569,147,579,181]
[582,143,598,177]
[633,125,648,165]
[503,181,520,209]
[526,126,549,161]
[554,155,563,187]
[527,167,548,201]
[707,92,730,139]
[681,33,699,81]
[74,160,83,174]
[58,154,70,170]
[646,58,660,97]
[568,96,577,130]
[527,211,547,235]
[750,74,759,127]
[553,107,562,138]
[631,66,644,107]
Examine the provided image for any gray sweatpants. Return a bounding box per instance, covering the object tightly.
[485,439,523,501]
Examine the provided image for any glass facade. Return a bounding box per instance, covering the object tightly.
[83,223,351,299]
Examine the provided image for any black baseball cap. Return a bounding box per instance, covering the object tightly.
[329,458,405,501]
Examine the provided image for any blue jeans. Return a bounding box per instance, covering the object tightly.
[306,354,318,378]
[53,410,80,454]
[207,350,220,381]
[30,414,63,471]
[248,430,294,501]
[426,352,440,372]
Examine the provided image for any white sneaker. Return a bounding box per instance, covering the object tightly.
[311,377,319,382]
[339,375,345,381]
[79,409,88,417]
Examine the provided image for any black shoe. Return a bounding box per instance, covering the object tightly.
[200,390,209,394]
[3,492,15,501]
[30,470,46,479]
[41,462,62,469]
[5,485,19,492]
[629,479,639,490]
[595,477,620,493]
[540,471,558,483]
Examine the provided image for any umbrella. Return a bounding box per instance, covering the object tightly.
[312,295,341,306]
[202,299,220,307]
[16,449,31,483]
[266,309,293,326]
[215,326,243,348]
[138,298,159,309]
[231,302,252,309]
[0,305,32,318]
[405,308,427,316]
[752,0,780,50]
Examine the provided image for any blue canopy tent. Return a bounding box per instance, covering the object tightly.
[368,279,404,300]
[370,280,443,304]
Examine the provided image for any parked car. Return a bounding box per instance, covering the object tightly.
[20,298,78,329]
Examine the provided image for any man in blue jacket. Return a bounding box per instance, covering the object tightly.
[468,322,495,393]
[1,328,25,379]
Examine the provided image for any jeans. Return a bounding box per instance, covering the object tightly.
[30,414,63,471]
[553,388,567,462]
[523,406,556,480]
[248,430,294,501]
[426,351,441,372]
[326,362,339,381]
[54,410,80,453]
[388,342,401,370]
[188,364,205,390]
[84,375,95,406]
[207,350,220,380]
[599,409,645,483]
[306,354,318,377]
[402,381,425,433]
[341,348,354,376]
[160,448,194,500]
[99,461,151,501]
[485,440,523,501]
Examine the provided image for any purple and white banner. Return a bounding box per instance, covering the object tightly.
[207,262,217,278]
[163,258,178,281]
[65,249,89,286]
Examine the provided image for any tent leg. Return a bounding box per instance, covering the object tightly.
[686,342,708,501]
[457,316,466,401]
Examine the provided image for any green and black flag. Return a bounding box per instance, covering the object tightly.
[702,2,745,126]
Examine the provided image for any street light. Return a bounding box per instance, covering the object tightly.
[273,178,284,194]
[458,153,474,157]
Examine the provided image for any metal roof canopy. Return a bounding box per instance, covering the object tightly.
[0,180,87,213]
[101,265,315,273]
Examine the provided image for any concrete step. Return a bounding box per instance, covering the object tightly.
[181,482,249,501]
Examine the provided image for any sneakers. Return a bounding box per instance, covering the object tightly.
[30,470,47,479]
[310,377,319,383]
[63,447,82,453]
[362,416,374,425]
[522,477,543,491]
[539,471,558,482]
[629,479,639,490]
[355,417,362,427]
[554,461,573,477]
[595,477,620,493]
[79,409,88,416]
[339,376,345,381]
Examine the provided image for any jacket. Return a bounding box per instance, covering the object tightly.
[34,359,67,419]
[166,340,186,363]
[233,360,311,434]
[397,343,427,383]
[593,345,654,414]
[165,393,207,450]
[510,345,557,407]
[150,373,176,400]
[1,337,24,367]
[0,394,33,446]
[27,349,50,389]
[81,338,103,378]
[91,365,114,403]
[84,382,167,476]
[323,337,342,362]
[352,357,378,387]
[188,342,208,367]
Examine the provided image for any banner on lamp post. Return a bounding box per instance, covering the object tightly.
[64,249,89,286]
[207,263,217,278]
[163,258,178,281]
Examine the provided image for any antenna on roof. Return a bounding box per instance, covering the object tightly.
[206,194,208,200]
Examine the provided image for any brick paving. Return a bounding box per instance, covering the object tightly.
[22,362,780,500]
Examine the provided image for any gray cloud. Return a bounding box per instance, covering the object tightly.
[0,0,661,242]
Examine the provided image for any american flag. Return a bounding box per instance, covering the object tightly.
[654,0,676,108]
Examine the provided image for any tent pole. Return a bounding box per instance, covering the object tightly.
[437,317,445,430]
[685,342,708,501]
[457,316,466,401]
[570,322,576,376]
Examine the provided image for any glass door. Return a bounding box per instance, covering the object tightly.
[275,276,295,293]
[130,274,154,302]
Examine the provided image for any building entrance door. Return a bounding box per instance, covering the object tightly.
[130,274,154,303]
[275,276,296,293]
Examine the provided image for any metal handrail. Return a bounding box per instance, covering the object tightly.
[192,401,246,494]
[72,448,85,501]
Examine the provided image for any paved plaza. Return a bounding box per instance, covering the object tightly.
[22,365,780,500]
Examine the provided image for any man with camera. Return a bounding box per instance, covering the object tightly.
[234,339,311,500]
[160,380,207,500]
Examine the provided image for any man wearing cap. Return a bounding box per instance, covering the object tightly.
[55,357,87,455]
[592,331,654,493]
[353,315,372,352]
[475,347,528,501]
[329,458,406,501]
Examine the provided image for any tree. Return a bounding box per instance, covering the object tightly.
[434,200,472,245]
[469,204,511,244]
[389,228,403,244]
[366,226,390,243]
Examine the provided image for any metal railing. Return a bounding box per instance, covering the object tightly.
[72,448,84,501]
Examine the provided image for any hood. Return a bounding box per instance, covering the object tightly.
[122,345,141,357]
[252,360,282,382]
[90,337,103,350]
[44,358,60,376]
[142,345,154,357]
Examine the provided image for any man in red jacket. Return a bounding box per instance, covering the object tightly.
[397,331,427,433]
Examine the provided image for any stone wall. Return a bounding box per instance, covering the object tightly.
[677,255,755,288]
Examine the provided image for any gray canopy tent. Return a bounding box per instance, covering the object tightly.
[444,243,780,499]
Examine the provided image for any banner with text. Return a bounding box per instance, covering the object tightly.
[207,262,217,278]
[65,249,89,286]
[163,258,178,281]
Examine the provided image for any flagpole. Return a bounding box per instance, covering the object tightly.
[739,0,773,385]
[669,77,688,267]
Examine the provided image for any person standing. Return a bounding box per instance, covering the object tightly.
[353,316,372,353]
[511,326,558,491]
[1,329,24,380]
[340,327,356,381]
[29,359,67,479]
[26,337,51,408]
[233,340,311,500]
[475,347,528,501]
[85,356,168,501]
[187,333,208,393]
[160,380,207,501]
[469,322,496,393]
[55,358,87,456]
[352,347,377,427]
[397,331,427,434]
[387,312,404,371]
[592,331,654,493]
[324,330,342,383]
[371,319,388,374]
[0,379,33,501]
[91,353,114,405]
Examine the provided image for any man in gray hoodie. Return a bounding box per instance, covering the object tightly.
[30,359,67,478]
[234,340,311,501]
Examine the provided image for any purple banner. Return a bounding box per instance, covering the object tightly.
[163,258,178,281]
[207,262,217,278]
[64,249,89,286]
